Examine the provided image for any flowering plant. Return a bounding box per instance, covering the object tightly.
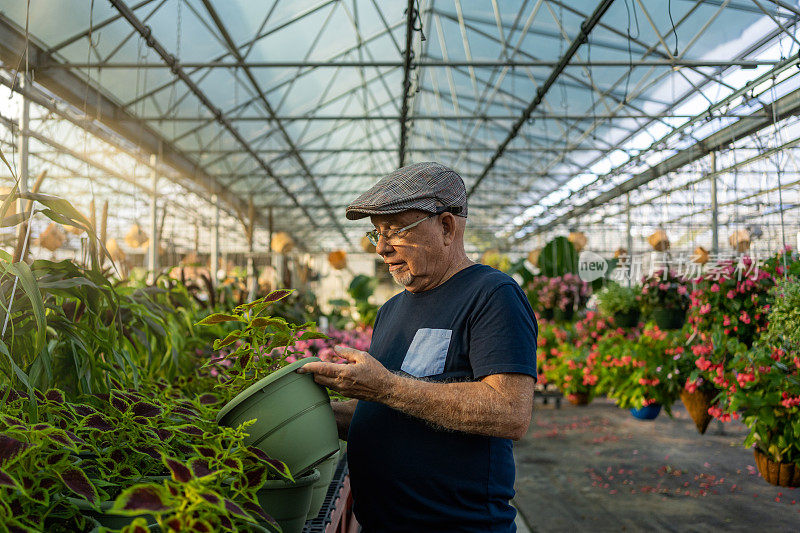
[596,326,685,412]
[536,322,574,385]
[712,277,800,463]
[596,282,640,316]
[688,255,773,348]
[639,269,690,315]
[542,341,601,404]
[526,273,591,313]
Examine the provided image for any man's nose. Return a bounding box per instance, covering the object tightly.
[375,235,394,256]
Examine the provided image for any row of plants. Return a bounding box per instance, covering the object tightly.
[0,156,343,533]
[537,247,800,487]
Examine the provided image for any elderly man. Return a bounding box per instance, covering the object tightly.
[298,162,537,532]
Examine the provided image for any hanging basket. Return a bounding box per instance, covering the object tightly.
[567,392,590,406]
[613,247,628,258]
[692,246,709,264]
[328,250,347,270]
[648,229,669,251]
[271,232,294,254]
[729,228,751,253]
[567,231,587,253]
[106,238,127,265]
[527,248,542,267]
[680,389,715,434]
[753,448,800,487]
[125,224,149,249]
[360,235,376,254]
[38,223,66,251]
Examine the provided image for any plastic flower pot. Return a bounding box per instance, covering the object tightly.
[753,449,800,487]
[630,403,662,420]
[306,450,340,520]
[216,357,339,476]
[613,308,640,328]
[651,307,686,330]
[257,468,320,533]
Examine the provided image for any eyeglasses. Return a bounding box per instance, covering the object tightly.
[365,213,439,247]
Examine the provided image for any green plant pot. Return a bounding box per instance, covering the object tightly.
[613,308,640,328]
[70,498,159,530]
[553,307,575,322]
[651,307,686,330]
[306,448,343,520]
[216,357,339,476]
[257,468,321,533]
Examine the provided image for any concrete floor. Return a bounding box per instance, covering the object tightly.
[513,398,800,533]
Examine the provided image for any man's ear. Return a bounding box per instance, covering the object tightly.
[441,212,457,246]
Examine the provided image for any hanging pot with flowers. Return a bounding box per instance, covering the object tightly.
[596,325,684,419]
[525,273,591,322]
[709,277,800,487]
[639,269,690,330]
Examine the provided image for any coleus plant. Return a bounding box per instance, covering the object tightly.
[0,380,291,532]
[197,289,328,403]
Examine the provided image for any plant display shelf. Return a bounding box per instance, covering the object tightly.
[534,383,562,409]
[303,455,355,533]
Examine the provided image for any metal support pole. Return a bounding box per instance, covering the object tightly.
[148,153,159,280]
[211,195,220,289]
[710,152,719,254]
[246,199,257,301]
[626,193,633,288]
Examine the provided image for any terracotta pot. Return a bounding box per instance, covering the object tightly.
[680,389,715,434]
[567,392,590,406]
[328,250,347,270]
[753,448,800,487]
[568,232,587,253]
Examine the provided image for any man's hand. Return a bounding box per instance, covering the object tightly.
[297,346,396,403]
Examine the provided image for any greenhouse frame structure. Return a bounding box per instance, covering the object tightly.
[1,0,800,274]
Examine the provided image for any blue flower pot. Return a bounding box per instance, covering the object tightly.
[630,403,662,420]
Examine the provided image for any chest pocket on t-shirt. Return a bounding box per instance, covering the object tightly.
[400,328,452,378]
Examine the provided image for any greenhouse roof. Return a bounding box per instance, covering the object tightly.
[1,0,800,255]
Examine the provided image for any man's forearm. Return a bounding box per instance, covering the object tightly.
[381,373,533,440]
[331,399,358,440]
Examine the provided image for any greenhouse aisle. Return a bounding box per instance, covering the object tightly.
[513,399,800,532]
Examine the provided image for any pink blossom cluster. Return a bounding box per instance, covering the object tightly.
[528,273,591,311]
[284,327,373,364]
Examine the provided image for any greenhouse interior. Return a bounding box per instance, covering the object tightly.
[1,0,800,531]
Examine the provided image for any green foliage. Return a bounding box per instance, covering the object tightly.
[0,382,290,531]
[198,289,328,401]
[595,326,685,413]
[538,237,578,277]
[347,274,379,327]
[596,282,640,316]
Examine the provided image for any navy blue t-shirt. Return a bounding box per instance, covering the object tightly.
[347,264,538,532]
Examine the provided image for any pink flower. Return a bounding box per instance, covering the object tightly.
[677,285,688,295]
[726,290,736,299]
[710,284,720,293]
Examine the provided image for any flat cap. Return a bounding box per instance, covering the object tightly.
[345,162,468,220]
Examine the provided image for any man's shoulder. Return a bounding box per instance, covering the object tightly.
[464,264,522,296]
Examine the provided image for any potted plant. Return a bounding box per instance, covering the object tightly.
[688,255,774,348]
[596,326,684,419]
[640,269,690,330]
[596,282,641,328]
[711,277,800,486]
[542,343,599,405]
[200,290,340,477]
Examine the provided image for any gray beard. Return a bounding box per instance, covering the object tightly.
[391,270,414,286]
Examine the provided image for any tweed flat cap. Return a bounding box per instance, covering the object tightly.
[346,162,468,220]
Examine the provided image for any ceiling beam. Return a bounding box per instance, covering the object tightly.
[467,0,616,197]
[0,11,307,249]
[106,0,317,242]
[513,83,800,243]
